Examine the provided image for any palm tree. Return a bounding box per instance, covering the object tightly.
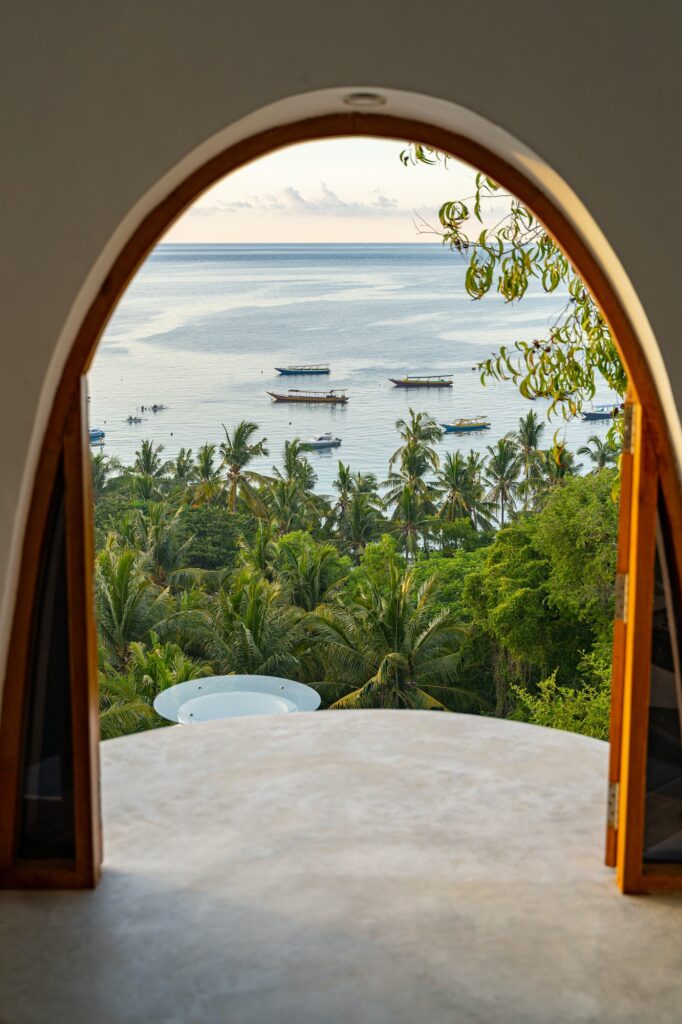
[133,439,171,479]
[390,408,442,474]
[91,452,122,499]
[539,441,581,489]
[484,436,520,526]
[459,451,495,530]
[173,448,196,484]
[183,573,310,678]
[239,520,277,580]
[220,420,269,512]
[130,501,194,585]
[269,536,348,611]
[127,439,172,500]
[95,541,172,668]
[99,632,212,739]
[191,443,224,505]
[99,674,156,740]
[333,461,353,518]
[338,491,384,561]
[387,484,434,558]
[435,451,471,521]
[515,410,545,509]
[266,478,307,534]
[309,555,476,710]
[273,438,317,491]
[351,471,381,496]
[577,434,619,470]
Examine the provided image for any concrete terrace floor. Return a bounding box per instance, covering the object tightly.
[2,711,682,1023]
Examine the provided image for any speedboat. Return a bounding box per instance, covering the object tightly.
[89,427,105,444]
[582,404,620,421]
[301,432,342,450]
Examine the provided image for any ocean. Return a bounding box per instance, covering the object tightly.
[88,243,618,493]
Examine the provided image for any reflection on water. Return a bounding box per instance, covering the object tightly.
[89,244,618,491]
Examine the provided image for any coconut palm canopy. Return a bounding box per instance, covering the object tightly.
[308,553,480,711]
[93,409,618,738]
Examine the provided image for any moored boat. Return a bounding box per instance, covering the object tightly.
[301,432,342,450]
[390,375,453,388]
[440,417,491,433]
[267,389,349,405]
[581,404,620,421]
[89,427,105,444]
[275,364,330,375]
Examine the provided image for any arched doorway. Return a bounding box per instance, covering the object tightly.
[1,103,680,894]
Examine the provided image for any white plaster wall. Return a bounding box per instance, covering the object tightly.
[1,0,681,687]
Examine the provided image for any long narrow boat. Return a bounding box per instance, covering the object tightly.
[275,364,330,375]
[267,389,349,405]
[390,375,453,388]
[581,404,620,421]
[440,417,491,433]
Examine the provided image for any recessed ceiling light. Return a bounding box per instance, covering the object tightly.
[342,92,387,109]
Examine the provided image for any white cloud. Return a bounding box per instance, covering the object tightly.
[189,182,426,219]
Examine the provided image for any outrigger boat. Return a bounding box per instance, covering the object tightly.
[390,375,453,388]
[267,388,349,405]
[581,404,620,421]
[275,364,330,375]
[89,427,105,444]
[440,417,491,433]
[301,432,342,450]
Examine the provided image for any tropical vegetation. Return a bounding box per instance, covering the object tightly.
[93,409,618,742]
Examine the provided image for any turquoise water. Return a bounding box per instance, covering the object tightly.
[88,243,618,492]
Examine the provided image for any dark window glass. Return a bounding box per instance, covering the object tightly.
[643,491,682,863]
[17,461,75,861]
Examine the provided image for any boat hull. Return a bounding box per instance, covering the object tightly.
[582,411,614,421]
[390,379,453,388]
[275,368,330,375]
[441,423,490,433]
[302,440,342,449]
[267,392,348,404]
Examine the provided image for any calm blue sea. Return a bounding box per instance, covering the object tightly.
[88,243,618,493]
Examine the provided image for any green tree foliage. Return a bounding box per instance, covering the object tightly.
[512,670,610,740]
[309,551,478,711]
[100,632,213,739]
[92,412,619,742]
[401,145,627,417]
[177,505,255,571]
[220,420,269,513]
[462,469,618,714]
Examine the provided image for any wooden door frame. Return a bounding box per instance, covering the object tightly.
[0,112,680,890]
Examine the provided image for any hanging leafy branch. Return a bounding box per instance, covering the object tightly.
[401,144,627,418]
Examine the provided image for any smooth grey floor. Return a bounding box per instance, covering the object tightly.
[2,711,682,1023]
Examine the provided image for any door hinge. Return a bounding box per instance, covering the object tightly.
[607,781,619,830]
[622,403,636,453]
[615,572,629,622]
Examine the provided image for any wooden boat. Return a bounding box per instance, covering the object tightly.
[301,432,342,450]
[390,375,453,388]
[440,417,491,433]
[267,389,349,405]
[275,364,330,376]
[581,404,620,421]
[89,427,105,444]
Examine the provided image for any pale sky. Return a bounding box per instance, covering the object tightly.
[163,138,486,244]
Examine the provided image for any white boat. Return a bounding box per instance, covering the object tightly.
[301,432,342,450]
[582,404,620,421]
